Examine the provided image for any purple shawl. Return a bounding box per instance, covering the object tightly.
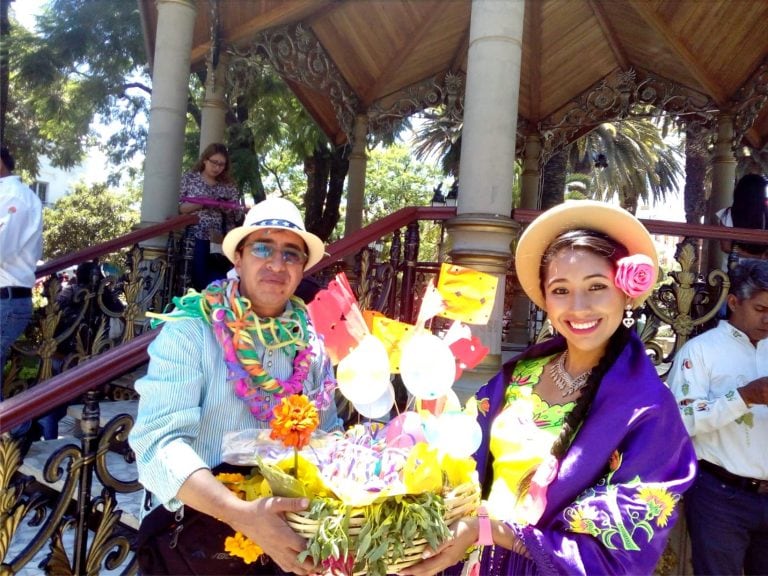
[472,331,697,576]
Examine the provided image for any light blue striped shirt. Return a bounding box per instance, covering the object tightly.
[129,314,341,513]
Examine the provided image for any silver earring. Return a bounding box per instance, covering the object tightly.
[622,304,635,328]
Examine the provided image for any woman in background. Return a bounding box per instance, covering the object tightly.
[717,173,768,269]
[179,143,241,290]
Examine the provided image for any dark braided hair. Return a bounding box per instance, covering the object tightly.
[519,229,632,494]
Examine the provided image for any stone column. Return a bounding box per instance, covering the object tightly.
[520,133,542,209]
[199,52,229,151]
[140,0,197,230]
[344,114,369,235]
[447,0,523,401]
[708,113,737,271]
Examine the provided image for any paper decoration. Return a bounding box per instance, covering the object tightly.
[371,316,414,373]
[415,389,461,417]
[399,332,456,399]
[336,335,391,404]
[436,263,498,324]
[307,273,369,364]
[450,335,489,379]
[415,280,446,326]
[353,382,395,420]
[362,309,385,333]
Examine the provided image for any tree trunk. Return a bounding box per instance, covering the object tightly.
[540,150,567,210]
[683,128,708,225]
[303,143,349,241]
[0,0,10,146]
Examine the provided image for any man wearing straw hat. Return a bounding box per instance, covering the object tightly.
[130,196,340,575]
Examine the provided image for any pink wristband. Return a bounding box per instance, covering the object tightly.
[476,505,493,546]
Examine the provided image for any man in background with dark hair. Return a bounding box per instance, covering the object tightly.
[0,146,43,394]
[669,259,768,575]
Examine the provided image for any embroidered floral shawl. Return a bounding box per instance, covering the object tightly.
[472,331,697,576]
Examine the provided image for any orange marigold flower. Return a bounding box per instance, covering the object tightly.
[224,531,263,564]
[269,394,320,450]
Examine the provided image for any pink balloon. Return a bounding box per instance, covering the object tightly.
[384,411,426,448]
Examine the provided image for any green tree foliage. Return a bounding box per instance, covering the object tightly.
[43,183,139,260]
[363,144,441,225]
[5,0,149,178]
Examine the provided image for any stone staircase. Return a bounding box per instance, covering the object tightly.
[7,374,144,575]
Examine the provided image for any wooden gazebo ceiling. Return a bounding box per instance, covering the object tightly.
[139,0,768,150]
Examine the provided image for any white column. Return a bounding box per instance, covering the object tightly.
[447,0,524,400]
[140,0,197,227]
[520,133,542,209]
[199,52,229,151]
[710,114,736,218]
[456,0,523,216]
[344,114,369,235]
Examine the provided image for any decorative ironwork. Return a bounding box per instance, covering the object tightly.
[231,24,359,139]
[644,242,728,370]
[732,56,768,151]
[367,71,465,142]
[539,67,718,162]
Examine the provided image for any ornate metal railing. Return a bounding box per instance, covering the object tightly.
[1,205,766,575]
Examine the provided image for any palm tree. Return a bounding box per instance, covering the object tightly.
[411,108,462,178]
[567,118,683,214]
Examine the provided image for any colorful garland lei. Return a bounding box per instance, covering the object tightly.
[149,279,315,420]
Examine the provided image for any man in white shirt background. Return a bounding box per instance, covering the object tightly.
[0,146,43,398]
[668,259,768,575]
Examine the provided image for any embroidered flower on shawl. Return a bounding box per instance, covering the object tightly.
[636,487,676,527]
[562,451,680,551]
[565,506,601,537]
[608,450,622,472]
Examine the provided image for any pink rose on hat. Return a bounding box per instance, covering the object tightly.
[614,254,656,298]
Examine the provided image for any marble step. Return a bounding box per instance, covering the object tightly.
[19,436,142,530]
[67,399,138,429]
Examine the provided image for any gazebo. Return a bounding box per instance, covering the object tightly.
[137,0,768,375]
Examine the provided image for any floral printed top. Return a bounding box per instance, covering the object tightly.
[487,355,575,523]
[179,171,239,241]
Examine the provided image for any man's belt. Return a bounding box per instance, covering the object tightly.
[699,460,768,495]
[0,286,32,300]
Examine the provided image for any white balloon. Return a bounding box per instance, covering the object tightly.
[433,412,482,458]
[336,335,391,404]
[354,382,395,419]
[399,333,456,399]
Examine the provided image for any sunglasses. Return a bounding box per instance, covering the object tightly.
[244,241,308,266]
[206,158,226,167]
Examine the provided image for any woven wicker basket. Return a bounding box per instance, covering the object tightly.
[286,481,480,574]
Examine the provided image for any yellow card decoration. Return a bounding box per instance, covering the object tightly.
[371,316,414,373]
[435,263,499,324]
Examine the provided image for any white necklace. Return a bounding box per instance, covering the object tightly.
[549,351,592,397]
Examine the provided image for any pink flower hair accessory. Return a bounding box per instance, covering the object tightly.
[614,254,655,299]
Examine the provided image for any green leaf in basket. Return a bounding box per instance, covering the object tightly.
[255,455,309,498]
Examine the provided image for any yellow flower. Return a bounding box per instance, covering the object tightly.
[637,486,676,527]
[269,394,320,450]
[224,531,263,564]
[566,506,600,536]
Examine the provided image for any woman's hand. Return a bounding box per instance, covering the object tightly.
[398,516,478,576]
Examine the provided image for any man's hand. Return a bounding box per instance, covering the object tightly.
[232,496,317,575]
[739,376,768,406]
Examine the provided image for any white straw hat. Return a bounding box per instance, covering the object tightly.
[222,197,325,270]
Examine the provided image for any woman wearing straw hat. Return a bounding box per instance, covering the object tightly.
[403,201,697,576]
[130,197,339,575]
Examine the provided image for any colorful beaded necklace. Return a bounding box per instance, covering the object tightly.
[150,280,314,420]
